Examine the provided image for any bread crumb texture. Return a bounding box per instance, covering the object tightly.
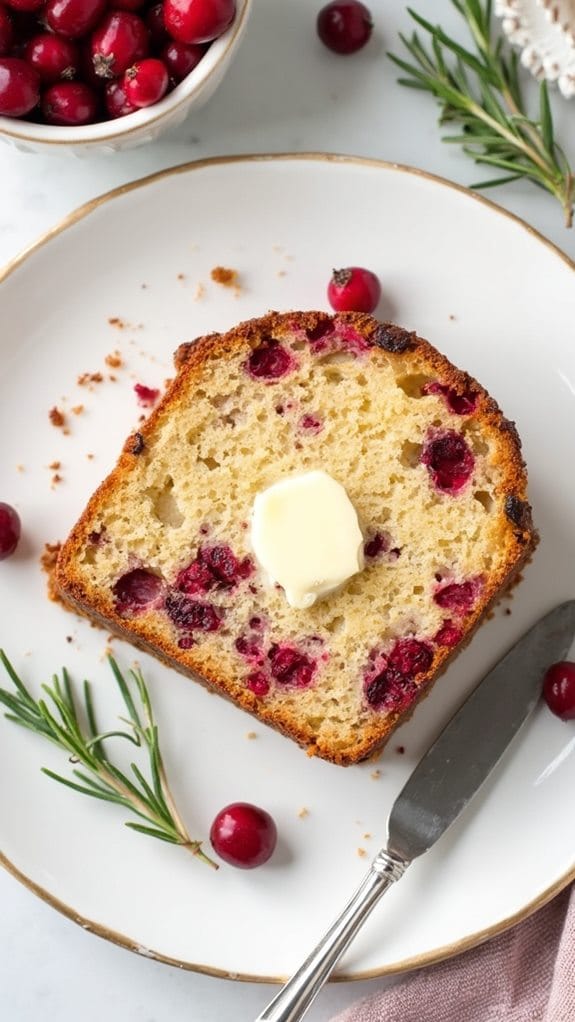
[55,312,536,765]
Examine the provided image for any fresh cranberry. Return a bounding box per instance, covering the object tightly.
[246,671,270,696]
[434,579,480,614]
[364,531,388,559]
[24,34,79,83]
[105,78,138,116]
[0,503,21,560]
[164,591,222,632]
[145,3,169,47]
[423,381,478,416]
[4,0,43,12]
[163,0,235,45]
[113,568,163,615]
[246,340,295,382]
[317,1,373,54]
[0,6,13,55]
[42,80,98,125]
[91,12,149,80]
[0,56,39,115]
[134,382,159,406]
[421,430,474,494]
[46,0,107,38]
[434,621,462,647]
[161,39,204,83]
[268,645,316,688]
[123,57,168,107]
[210,802,277,869]
[327,266,381,313]
[543,662,575,720]
[176,545,252,594]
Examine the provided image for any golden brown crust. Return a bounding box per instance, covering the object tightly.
[55,311,537,766]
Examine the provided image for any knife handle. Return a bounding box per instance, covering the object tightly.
[253,848,409,1022]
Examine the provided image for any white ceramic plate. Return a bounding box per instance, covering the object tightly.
[1,155,575,982]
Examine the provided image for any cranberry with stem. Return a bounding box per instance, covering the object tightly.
[90,11,149,80]
[123,57,168,106]
[317,1,373,55]
[210,802,277,868]
[0,57,39,116]
[327,266,381,313]
[24,34,79,83]
[0,503,21,560]
[42,80,98,125]
[543,661,575,720]
[163,0,235,45]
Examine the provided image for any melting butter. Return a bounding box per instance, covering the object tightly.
[251,470,364,610]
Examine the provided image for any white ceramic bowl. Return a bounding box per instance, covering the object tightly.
[0,0,252,154]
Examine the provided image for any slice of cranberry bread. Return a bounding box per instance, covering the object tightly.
[55,311,536,765]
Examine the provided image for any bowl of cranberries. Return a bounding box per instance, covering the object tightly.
[0,0,251,150]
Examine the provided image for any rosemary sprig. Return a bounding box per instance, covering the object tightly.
[389,0,575,226]
[0,652,217,869]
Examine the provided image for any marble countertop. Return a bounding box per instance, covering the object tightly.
[1,2,573,1019]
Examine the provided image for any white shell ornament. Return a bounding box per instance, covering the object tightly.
[495,0,575,98]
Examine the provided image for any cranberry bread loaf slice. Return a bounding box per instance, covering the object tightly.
[55,311,536,765]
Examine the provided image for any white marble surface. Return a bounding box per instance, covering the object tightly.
[1,2,574,1020]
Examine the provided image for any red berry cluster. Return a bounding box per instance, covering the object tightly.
[0,0,235,125]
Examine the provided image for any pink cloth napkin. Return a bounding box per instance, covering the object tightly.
[332,885,575,1022]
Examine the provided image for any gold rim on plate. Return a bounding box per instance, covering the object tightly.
[1,153,574,983]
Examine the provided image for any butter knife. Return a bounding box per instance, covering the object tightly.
[254,600,575,1022]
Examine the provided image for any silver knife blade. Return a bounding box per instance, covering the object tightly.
[387,600,575,862]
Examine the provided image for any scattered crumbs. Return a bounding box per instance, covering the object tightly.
[139,414,146,423]
[449,313,456,321]
[370,769,381,780]
[105,351,123,369]
[177,272,186,281]
[77,372,104,388]
[66,635,73,643]
[357,848,367,858]
[194,282,206,301]
[141,283,148,289]
[48,460,61,470]
[277,270,287,278]
[49,406,66,429]
[16,464,25,473]
[40,541,62,601]
[298,807,309,819]
[211,265,239,288]
[108,316,126,330]
[363,833,372,841]
[505,607,512,616]
[396,745,405,755]
[72,404,84,416]
[51,473,63,488]
[87,453,95,460]
[109,375,117,382]
[246,731,257,740]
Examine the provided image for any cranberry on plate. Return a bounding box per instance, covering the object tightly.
[210,802,278,868]
[0,502,21,560]
[327,266,381,313]
[317,1,373,55]
[543,662,575,720]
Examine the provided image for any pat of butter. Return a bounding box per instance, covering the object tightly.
[251,470,364,609]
